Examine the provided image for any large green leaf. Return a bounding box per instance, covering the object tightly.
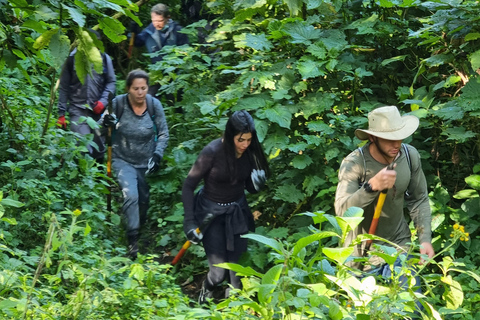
[49,32,70,69]
[273,184,304,203]
[264,105,292,128]
[64,5,86,27]
[465,174,480,190]
[458,76,480,111]
[284,22,322,45]
[214,262,263,277]
[346,14,378,35]
[1,198,24,208]
[441,127,476,143]
[245,33,273,51]
[469,49,480,71]
[307,120,334,134]
[297,57,325,79]
[242,234,284,254]
[261,264,283,285]
[291,154,313,169]
[292,231,339,256]
[99,17,127,44]
[322,247,354,265]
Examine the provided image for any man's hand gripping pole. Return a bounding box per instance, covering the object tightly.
[366,162,395,248]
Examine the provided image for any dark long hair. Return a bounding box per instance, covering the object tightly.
[223,110,269,178]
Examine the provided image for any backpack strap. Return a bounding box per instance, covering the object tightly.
[146,95,158,142]
[358,146,367,186]
[116,94,157,141]
[358,144,412,196]
[402,143,413,197]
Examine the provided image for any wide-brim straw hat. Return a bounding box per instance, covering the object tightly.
[355,106,419,140]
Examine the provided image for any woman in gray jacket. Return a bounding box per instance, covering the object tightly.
[103,69,169,259]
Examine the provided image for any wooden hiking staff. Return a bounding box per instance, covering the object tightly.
[106,92,114,212]
[172,213,214,266]
[365,162,395,248]
[127,32,135,59]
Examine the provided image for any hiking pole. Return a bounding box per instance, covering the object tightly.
[365,162,395,248]
[106,92,114,212]
[172,213,215,266]
[127,32,135,59]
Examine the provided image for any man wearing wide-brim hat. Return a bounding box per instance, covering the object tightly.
[335,105,434,272]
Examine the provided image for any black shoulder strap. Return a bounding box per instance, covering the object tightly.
[358,146,367,185]
[402,143,412,172]
[116,94,157,140]
[146,95,158,141]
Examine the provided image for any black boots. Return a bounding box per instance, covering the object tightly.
[198,280,214,304]
[127,230,139,260]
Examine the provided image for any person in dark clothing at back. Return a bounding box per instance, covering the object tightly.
[182,110,269,304]
[57,29,116,162]
[132,3,189,97]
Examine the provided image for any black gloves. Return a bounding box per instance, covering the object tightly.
[186,228,203,244]
[251,169,266,191]
[103,114,118,127]
[145,153,161,175]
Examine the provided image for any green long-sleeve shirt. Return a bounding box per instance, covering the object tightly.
[335,143,432,257]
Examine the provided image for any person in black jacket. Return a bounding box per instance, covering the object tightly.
[182,110,269,304]
[132,3,189,96]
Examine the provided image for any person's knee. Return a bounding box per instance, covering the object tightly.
[208,268,227,286]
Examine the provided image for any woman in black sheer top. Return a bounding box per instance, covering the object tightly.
[181,110,269,304]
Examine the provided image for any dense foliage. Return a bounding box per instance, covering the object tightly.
[1,0,480,319]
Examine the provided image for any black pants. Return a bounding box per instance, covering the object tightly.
[202,214,248,290]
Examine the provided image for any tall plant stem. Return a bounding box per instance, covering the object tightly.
[42,70,57,138]
[22,216,56,320]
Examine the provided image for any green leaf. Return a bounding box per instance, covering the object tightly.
[292,231,339,256]
[50,32,71,69]
[322,247,354,265]
[2,217,17,225]
[214,262,263,277]
[99,17,128,44]
[424,53,454,67]
[458,76,480,111]
[262,264,283,285]
[264,106,292,128]
[381,55,407,66]
[130,264,145,281]
[441,127,476,143]
[195,101,218,115]
[84,222,91,236]
[453,189,478,199]
[297,57,325,79]
[33,29,59,50]
[469,49,480,71]
[0,298,19,310]
[242,234,284,254]
[291,154,313,169]
[346,14,378,35]
[65,5,86,27]
[245,33,273,51]
[442,275,463,309]
[1,198,24,208]
[306,43,327,60]
[273,184,304,203]
[307,120,334,134]
[284,22,321,45]
[465,175,480,190]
